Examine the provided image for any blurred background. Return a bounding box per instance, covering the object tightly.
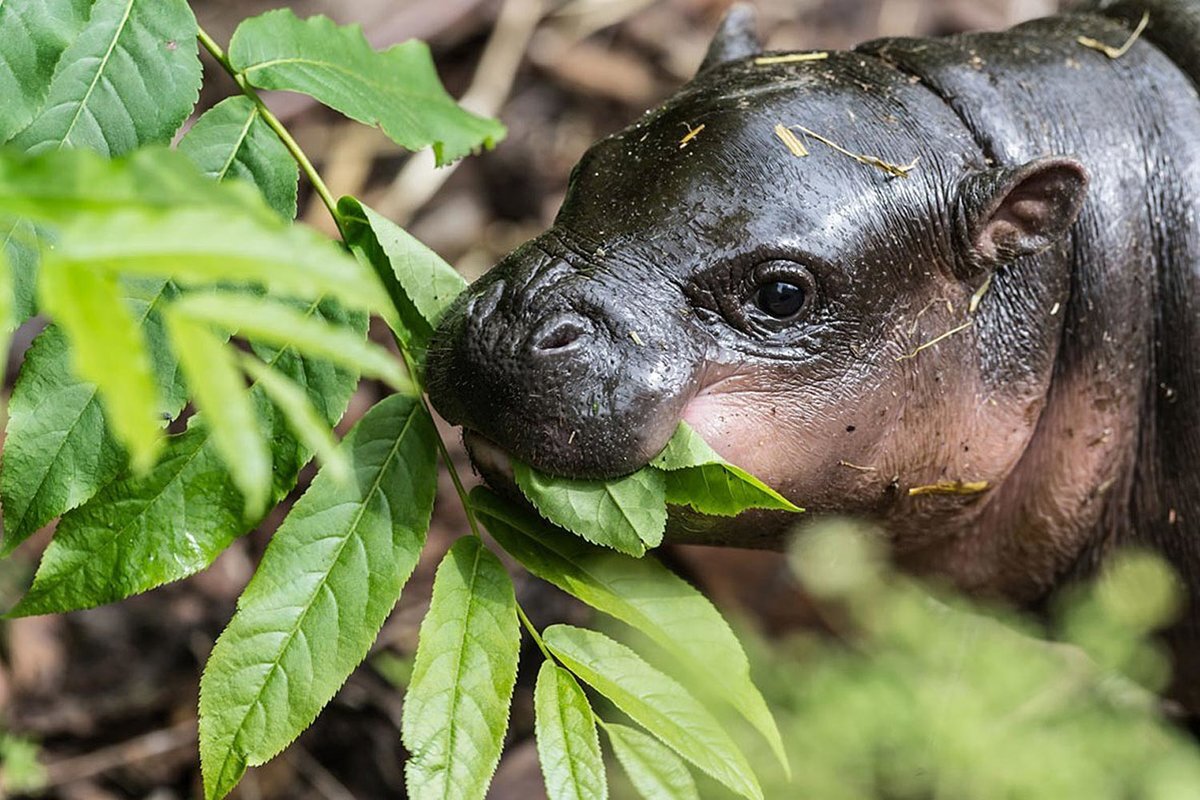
[0,1,1123,798]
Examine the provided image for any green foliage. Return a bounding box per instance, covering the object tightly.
[473,487,787,770]
[6,6,1189,800]
[36,258,165,470]
[0,146,387,481]
[0,217,38,324]
[236,352,349,483]
[0,0,92,142]
[664,523,1200,800]
[178,95,298,219]
[514,421,801,558]
[168,291,411,392]
[228,10,505,166]
[166,309,271,516]
[545,625,763,800]
[513,461,667,556]
[651,423,801,515]
[535,662,608,800]
[5,0,202,156]
[602,722,698,800]
[1,283,178,554]
[338,196,466,362]
[199,394,437,800]
[0,731,45,794]
[1058,550,1182,689]
[402,537,521,800]
[7,298,362,617]
[0,145,273,220]
[0,231,14,358]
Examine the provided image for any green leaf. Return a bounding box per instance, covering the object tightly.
[337,197,466,347]
[0,0,92,143]
[228,9,504,165]
[544,625,762,800]
[651,423,801,515]
[511,461,665,556]
[169,291,410,392]
[1,279,186,554]
[534,662,607,800]
[0,146,275,223]
[0,233,13,360]
[1,218,40,324]
[0,152,383,323]
[9,421,239,616]
[338,200,430,362]
[47,208,393,323]
[602,722,699,800]
[8,299,361,616]
[0,146,268,556]
[473,487,788,774]
[36,260,162,471]
[178,95,299,220]
[236,352,349,483]
[10,0,202,156]
[650,421,734,470]
[402,537,521,800]
[165,310,270,518]
[199,394,437,800]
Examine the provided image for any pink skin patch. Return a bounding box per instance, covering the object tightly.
[682,391,777,477]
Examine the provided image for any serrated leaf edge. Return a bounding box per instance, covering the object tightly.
[202,401,420,798]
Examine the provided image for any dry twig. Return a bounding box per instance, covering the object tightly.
[895,320,973,361]
[774,123,810,157]
[792,125,919,177]
[754,52,829,65]
[1077,11,1150,59]
[908,480,990,497]
[678,123,705,148]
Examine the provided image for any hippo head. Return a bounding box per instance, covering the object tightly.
[426,8,1089,546]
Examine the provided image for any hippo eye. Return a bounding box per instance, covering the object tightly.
[755,281,806,319]
[743,260,816,327]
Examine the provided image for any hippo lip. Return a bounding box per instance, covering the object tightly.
[463,430,523,502]
[462,420,673,492]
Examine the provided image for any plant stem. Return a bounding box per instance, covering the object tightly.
[398,349,484,539]
[517,601,554,662]
[199,23,486,543]
[195,25,341,223]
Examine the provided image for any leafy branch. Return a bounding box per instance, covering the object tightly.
[195,25,339,220]
[0,4,785,800]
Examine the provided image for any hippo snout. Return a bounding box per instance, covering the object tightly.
[426,239,704,480]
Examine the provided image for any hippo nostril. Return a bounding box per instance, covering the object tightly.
[531,315,590,353]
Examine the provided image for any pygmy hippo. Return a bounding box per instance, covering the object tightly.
[426,1,1200,705]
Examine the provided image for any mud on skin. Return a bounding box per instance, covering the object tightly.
[427,0,1200,707]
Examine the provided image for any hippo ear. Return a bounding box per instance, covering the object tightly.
[960,157,1089,269]
[698,3,762,73]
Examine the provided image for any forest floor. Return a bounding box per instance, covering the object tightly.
[0,1,1057,797]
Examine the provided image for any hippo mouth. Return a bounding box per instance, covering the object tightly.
[462,430,519,498]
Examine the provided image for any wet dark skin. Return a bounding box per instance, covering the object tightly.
[427,0,1200,707]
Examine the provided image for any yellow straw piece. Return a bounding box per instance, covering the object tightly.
[895,320,973,361]
[908,480,990,497]
[1077,11,1149,59]
[792,125,919,178]
[774,123,809,157]
[679,124,705,149]
[755,52,830,65]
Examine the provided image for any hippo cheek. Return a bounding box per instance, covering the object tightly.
[682,382,893,509]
